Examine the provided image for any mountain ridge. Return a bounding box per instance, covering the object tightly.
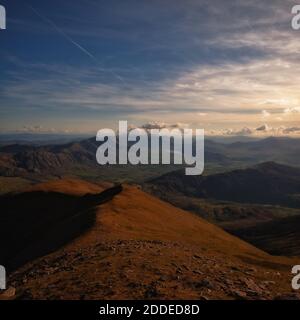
[146,161,300,207]
[4,179,299,300]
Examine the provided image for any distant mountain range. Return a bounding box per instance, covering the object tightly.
[1,136,300,180]
[0,138,97,176]
[0,136,228,181]
[146,162,300,207]
[0,133,91,146]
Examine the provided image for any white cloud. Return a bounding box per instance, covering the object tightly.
[282,126,300,134]
[17,125,70,134]
[21,125,45,133]
[261,110,271,118]
[140,122,188,130]
[283,107,300,114]
[233,127,253,136]
[207,124,300,137]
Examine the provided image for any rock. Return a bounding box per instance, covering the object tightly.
[127,282,141,289]
[159,275,168,282]
[176,268,183,274]
[229,289,247,299]
[182,264,190,271]
[230,266,242,272]
[0,287,16,300]
[144,284,160,298]
[193,270,203,275]
[274,293,300,300]
[195,279,215,290]
[241,278,264,294]
[262,280,276,286]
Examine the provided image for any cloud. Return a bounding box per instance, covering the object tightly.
[22,125,44,133]
[2,0,300,133]
[208,124,300,137]
[226,127,254,136]
[282,126,300,134]
[3,55,300,133]
[283,107,300,114]
[261,110,271,118]
[17,125,70,134]
[256,124,271,132]
[141,122,188,130]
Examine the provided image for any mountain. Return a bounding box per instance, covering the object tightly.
[145,162,300,208]
[26,178,113,196]
[0,133,90,146]
[3,179,298,300]
[228,214,300,256]
[0,179,121,271]
[224,137,300,166]
[0,138,97,176]
[1,137,300,181]
[144,162,300,256]
[0,137,228,183]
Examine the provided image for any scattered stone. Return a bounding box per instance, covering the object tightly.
[144,284,160,299]
[158,275,168,282]
[274,293,300,300]
[0,287,16,300]
[176,268,183,274]
[229,289,247,299]
[262,280,276,286]
[242,278,264,294]
[193,270,203,275]
[194,279,215,290]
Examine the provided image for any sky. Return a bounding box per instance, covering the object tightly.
[0,0,300,136]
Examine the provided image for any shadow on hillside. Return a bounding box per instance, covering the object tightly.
[0,185,122,272]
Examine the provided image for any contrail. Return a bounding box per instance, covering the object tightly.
[27,3,125,84]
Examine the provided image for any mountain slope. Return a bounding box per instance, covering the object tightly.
[0,180,121,271]
[26,178,113,196]
[229,214,300,256]
[145,162,300,208]
[4,180,298,300]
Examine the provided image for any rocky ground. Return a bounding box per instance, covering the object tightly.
[6,240,300,300]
